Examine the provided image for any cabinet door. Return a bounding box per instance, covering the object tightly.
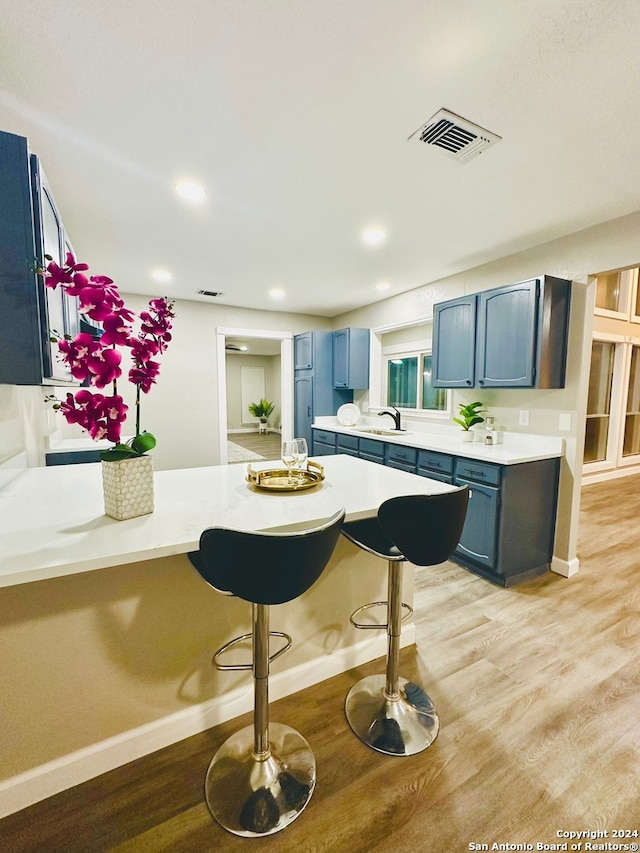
[333,329,349,388]
[294,373,313,448]
[432,295,477,387]
[476,281,537,388]
[294,333,313,370]
[333,328,369,389]
[454,477,500,568]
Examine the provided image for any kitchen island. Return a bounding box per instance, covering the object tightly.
[0,455,452,817]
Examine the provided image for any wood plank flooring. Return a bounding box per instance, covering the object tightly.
[1,476,639,852]
[227,432,282,461]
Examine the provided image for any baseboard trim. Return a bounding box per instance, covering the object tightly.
[582,464,640,486]
[551,555,580,577]
[0,627,415,819]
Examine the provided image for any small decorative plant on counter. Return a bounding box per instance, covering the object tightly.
[453,401,486,438]
[42,252,176,461]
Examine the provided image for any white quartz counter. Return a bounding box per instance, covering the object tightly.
[314,420,564,465]
[0,454,453,588]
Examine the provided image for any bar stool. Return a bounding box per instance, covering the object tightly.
[341,488,469,757]
[188,508,345,837]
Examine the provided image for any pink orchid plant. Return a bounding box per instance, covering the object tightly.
[42,252,175,461]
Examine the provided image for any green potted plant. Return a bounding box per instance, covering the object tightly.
[453,401,486,442]
[248,399,275,428]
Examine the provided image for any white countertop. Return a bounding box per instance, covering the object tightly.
[0,455,454,588]
[314,419,564,465]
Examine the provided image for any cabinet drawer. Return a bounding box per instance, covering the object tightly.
[360,451,384,465]
[336,433,359,451]
[455,458,501,486]
[417,449,454,475]
[417,467,452,485]
[312,429,336,447]
[313,441,336,456]
[386,458,417,474]
[359,437,384,458]
[385,444,417,466]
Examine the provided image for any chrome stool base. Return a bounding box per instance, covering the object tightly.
[205,722,316,837]
[345,674,439,756]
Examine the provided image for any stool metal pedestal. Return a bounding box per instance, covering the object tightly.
[205,603,316,837]
[341,489,469,757]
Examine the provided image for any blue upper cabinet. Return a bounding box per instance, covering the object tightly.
[294,331,353,447]
[477,277,571,388]
[433,276,571,389]
[333,327,370,389]
[0,129,79,385]
[432,295,477,388]
[293,331,313,370]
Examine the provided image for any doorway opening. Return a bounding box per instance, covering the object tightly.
[216,327,293,465]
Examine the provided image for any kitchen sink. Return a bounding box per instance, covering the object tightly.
[355,427,412,436]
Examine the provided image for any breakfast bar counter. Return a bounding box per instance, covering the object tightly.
[0,455,452,816]
[0,454,453,588]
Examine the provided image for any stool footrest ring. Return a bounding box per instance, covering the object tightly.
[213,631,293,671]
[349,601,413,630]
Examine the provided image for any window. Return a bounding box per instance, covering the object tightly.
[584,340,615,463]
[385,352,447,412]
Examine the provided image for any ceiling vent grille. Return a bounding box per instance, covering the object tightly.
[197,289,223,297]
[409,108,501,163]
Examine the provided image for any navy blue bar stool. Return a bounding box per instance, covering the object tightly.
[341,488,469,756]
[188,508,345,838]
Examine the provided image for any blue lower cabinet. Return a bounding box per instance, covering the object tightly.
[358,437,384,461]
[385,444,417,473]
[311,428,336,456]
[454,477,500,569]
[452,456,560,587]
[417,467,452,485]
[336,433,359,456]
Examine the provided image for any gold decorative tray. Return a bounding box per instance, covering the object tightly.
[246,459,325,492]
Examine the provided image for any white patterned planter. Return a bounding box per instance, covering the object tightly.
[102,456,154,521]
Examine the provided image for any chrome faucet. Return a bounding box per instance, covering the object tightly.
[378,406,403,431]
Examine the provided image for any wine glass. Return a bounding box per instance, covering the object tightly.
[294,438,308,483]
[281,440,297,485]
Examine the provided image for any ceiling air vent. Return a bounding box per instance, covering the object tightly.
[409,108,501,163]
[197,289,223,297]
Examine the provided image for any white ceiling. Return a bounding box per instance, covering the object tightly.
[3,0,640,318]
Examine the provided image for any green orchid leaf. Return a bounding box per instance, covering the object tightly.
[130,432,157,454]
[100,444,140,461]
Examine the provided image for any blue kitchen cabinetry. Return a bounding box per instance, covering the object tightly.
[0,129,80,385]
[384,443,417,473]
[358,437,385,464]
[431,295,477,388]
[417,449,454,484]
[311,428,337,456]
[432,276,571,389]
[336,432,359,456]
[294,332,352,449]
[321,427,560,586]
[333,327,370,389]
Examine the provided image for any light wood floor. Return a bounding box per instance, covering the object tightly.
[1,476,639,852]
[228,431,282,461]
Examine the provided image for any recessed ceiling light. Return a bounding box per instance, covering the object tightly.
[362,227,386,246]
[375,281,391,291]
[269,288,285,300]
[174,180,206,203]
[151,269,173,283]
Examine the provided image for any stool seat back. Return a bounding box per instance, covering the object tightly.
[190,509,345,605]
[378,488,469,567]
